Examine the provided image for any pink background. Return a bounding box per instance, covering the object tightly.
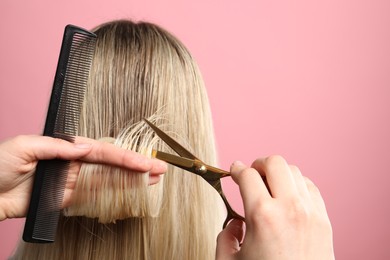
[1,0,389,259]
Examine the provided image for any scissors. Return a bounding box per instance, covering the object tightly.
[144,118,245,228]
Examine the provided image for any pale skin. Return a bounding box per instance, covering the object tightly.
[0,136,334,259]
[0,135,167,221]
[216,156,335,260]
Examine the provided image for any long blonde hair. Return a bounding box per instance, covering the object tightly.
[12,20,224,259]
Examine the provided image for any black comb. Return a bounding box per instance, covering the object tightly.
[22,25,96,243]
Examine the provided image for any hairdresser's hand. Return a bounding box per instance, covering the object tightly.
[216,156,334,260]
[0,135,167,221]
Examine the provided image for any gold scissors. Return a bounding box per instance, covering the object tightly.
[144,118,245,228]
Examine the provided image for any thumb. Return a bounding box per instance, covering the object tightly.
[216,219,245,260]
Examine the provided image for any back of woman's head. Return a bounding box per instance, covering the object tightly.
[12,20,224,260]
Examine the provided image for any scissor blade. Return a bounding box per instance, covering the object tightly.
[144,118,199,160]
[152,149,230,181]
[152,150,197,172]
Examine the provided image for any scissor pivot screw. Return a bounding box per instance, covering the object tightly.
[195,165,207,174]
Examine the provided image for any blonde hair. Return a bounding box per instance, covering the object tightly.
[12,20,224,259]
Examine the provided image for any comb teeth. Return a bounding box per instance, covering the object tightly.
[54,32,96,141]
[23,25,97,243]
[32,160,70,242]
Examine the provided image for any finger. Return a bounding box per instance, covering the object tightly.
[303,177,328,213]
[290,165,311,200]
[74,136,167,174]
[20,135,93,161]
[230,161,271,212]
[148,173,161,185]
[149,158,168,176]
[22,135,167,175]
[251,155,297,198]
[216,219,244,260]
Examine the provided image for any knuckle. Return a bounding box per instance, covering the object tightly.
[240,167,257,177]
[289,165,301,174]
[12,135,29,146]
[321,216,333,234]
[251,157,264,166]
[304,176,320,193]
[119,149,129,167]
[236,167,259,183]
[264,155,286,170]
[265,155,286,164]
[51,137,68,158]
[290,165,303,179]
[95,144,106,161]
[52,137,66,147]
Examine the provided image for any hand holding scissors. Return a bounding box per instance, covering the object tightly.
[144,118,244,228]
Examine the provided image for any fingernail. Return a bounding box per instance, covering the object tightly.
[148,174,161,185]
[231,161,245,170]
[74,143,92,149]
[230,161,246,175]
[232,161,244,167]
